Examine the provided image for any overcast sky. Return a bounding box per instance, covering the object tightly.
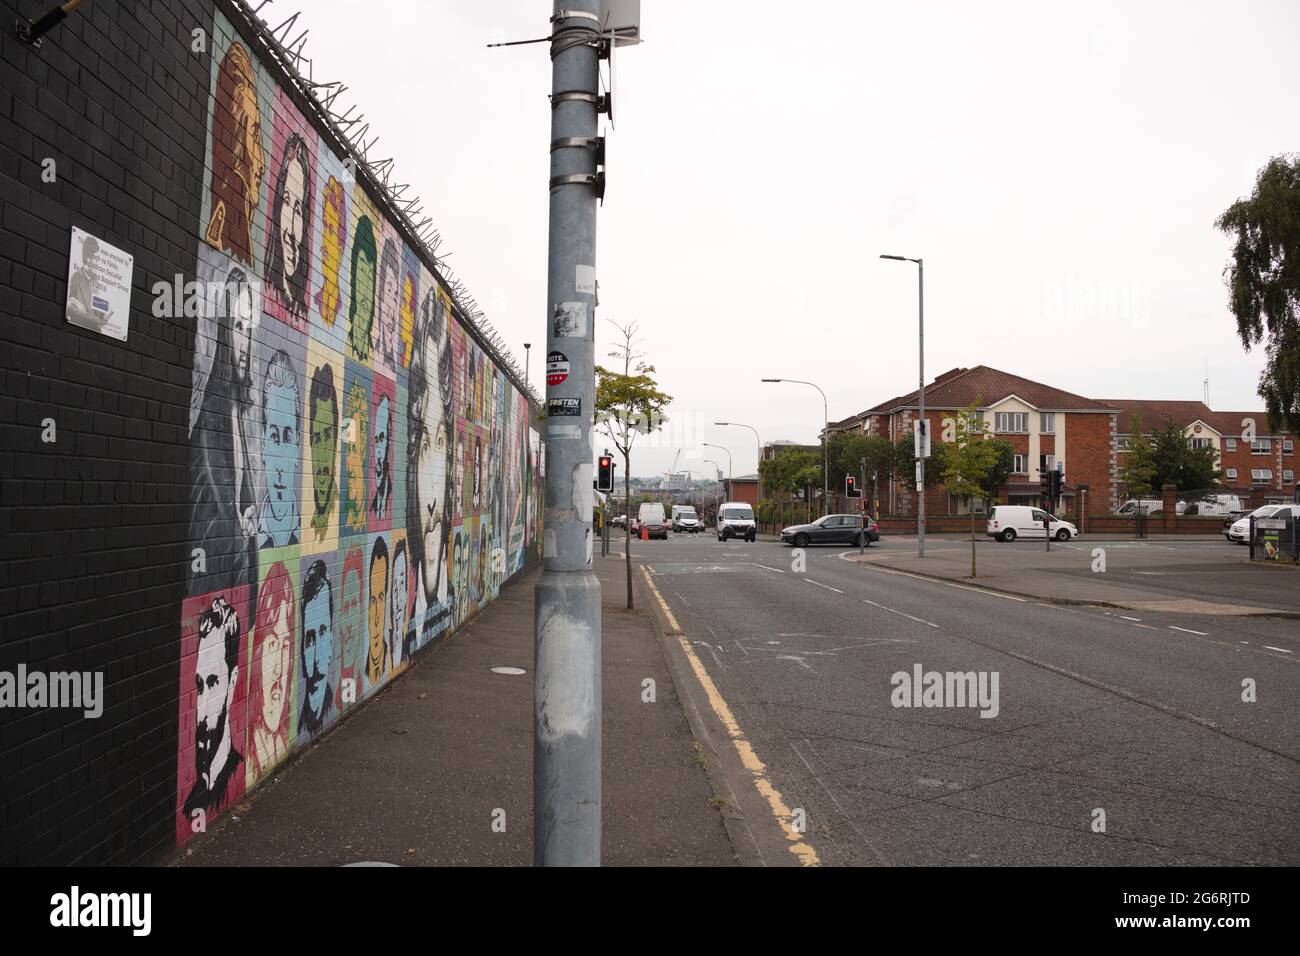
[295,0,1297,477]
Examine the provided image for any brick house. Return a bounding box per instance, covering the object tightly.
[828,366,1116,517]
[1109,400,1298,506]
[827,366,1299,518]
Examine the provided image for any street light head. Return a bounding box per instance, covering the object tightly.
[879,254,906,261]
[761,378,781,383]
[714,421,729,426]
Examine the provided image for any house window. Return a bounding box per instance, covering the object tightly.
[1225,468,1238,480]
[1251,469,1272,482]
[1192,438,1212,450]
[995,412,1028,433]
[1252,438,1272,454]
[1039,454,1056,475]
[1286,470,1295,483]
[1013,454,1027,474]
[1225,438,1237,451]
[1040,413,1055,434]
[1285,440,1294,454]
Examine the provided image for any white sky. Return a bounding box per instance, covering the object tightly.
[295,0,1297,477]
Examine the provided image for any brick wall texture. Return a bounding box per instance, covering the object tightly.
[1,0,543,864]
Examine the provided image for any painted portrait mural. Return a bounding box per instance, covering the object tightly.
[178,7,541,848]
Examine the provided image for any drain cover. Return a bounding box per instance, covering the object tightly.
[490,666,527,676]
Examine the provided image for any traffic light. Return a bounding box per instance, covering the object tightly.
[1040,469,1053,509]
[597,454,613,492]
[845,475,861,499]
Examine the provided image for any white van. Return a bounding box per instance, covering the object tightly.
[1180,494,1242,517]
[671,505,700,533]
[987,505,1080,542]
[637,502,668,540]
[717,502,756,542]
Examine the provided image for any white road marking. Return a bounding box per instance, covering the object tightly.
[862,598,938,628]
[1168,626,1208,636]
[1132,623,1158,630]
[1120,615,1142,622]
[1264,645,1292,654]
[805,579,844,593]
[776,654,812,670]
[752,563,786,573]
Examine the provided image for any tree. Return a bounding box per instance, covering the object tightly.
[595,319,672,610]
[758,446,821,499]
[1150,420,1221,495]
[827,432,895,506]
[1119,412,1157,499]
[1216,154,1300,434]
[941,403,1012,578]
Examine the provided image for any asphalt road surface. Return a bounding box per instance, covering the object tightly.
[630,531,1300,866]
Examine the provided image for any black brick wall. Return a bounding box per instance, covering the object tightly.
[1,0,213,864]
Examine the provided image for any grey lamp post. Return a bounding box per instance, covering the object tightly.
[702,442,732,498]
[714,422,761,485]
[880,254,926,558]
[703,458,721,521]
[762,378,828,517]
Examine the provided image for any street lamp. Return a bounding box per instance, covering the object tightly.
[703,458,722,520]
[714,422,761,482]
[761,378,828,517]
[702,442,733,502]
[880,254,926,557]
[523,342,531,384]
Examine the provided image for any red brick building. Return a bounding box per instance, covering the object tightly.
[826,365,1298,518]
[1109,400,1297,506]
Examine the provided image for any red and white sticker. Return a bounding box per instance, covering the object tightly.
[546,351,569,386]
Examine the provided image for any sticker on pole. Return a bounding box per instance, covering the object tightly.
[575,264,596,295]
[548,397,581,417]
[549,423,581,440]
[554,301,587,338]
[546,351,570,386]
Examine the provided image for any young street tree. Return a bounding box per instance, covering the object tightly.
[1119,412,1158,499]
[595,319,671,610]
[1216,154,1300,434]
[941,403,1014,578]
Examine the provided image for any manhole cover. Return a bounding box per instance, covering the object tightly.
[490,666,527,676]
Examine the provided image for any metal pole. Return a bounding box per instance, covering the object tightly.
[917,259,926,558]
[535,0,602,868]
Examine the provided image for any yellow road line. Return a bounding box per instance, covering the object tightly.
[640,565,820,867]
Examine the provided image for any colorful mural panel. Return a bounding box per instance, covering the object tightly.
[178,7,542,848]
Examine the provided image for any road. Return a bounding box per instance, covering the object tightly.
[627,531,1300,866]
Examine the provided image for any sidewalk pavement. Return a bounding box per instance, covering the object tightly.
[842,538,1300,617]
[175,554,737,867]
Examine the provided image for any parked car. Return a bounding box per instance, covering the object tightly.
[987,505,1079,542]
[671,505,701,534]
[1225,504,1298,544]
[637,502,669,540]
[610,514,627,529]
[781,513,879,548]
[1115,498,1163,516]
[716,502,756,542]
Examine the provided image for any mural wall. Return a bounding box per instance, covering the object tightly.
[176,8,543,846]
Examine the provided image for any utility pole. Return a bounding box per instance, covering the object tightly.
[535,0,603,867]
[880,255,925,556]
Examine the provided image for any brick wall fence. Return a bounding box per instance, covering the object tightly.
[1,0,542,864]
